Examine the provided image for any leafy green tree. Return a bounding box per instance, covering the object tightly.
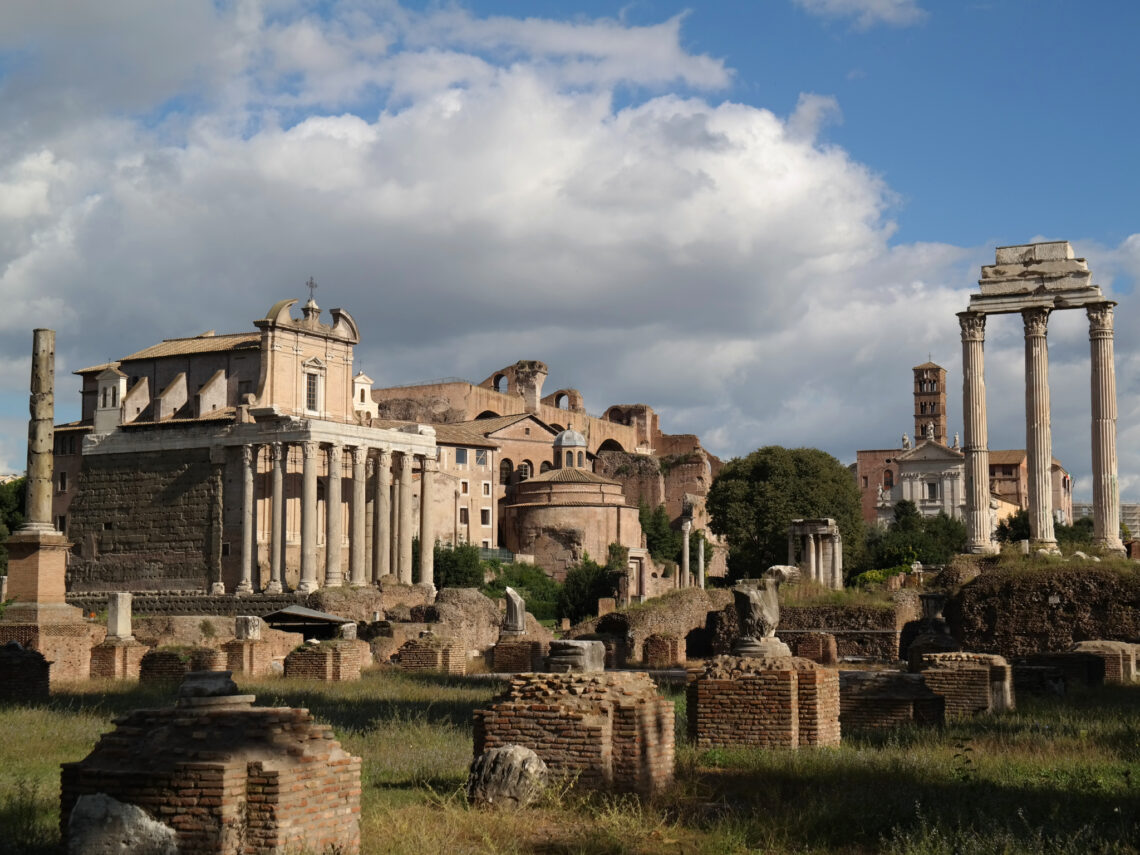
[0,477,27,575]
[865,501,966,569]
[638,502,680,562]
[995,508,1030,544]
[707,446,865,581]
[481,562,562,621]
[556,553,622,624]
[431,543,485,588]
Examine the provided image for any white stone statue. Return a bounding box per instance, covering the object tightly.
[503,586,526,634]
[902,433,911,450]
[953,432,960,449]
[876,483,887,504]
[926,421,935,441]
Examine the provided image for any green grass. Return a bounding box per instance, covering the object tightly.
[2,673,1137,854]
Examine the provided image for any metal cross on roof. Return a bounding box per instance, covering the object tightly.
[306,276,318,302]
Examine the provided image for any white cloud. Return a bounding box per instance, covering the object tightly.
[0,2,1137,509]
[793,0,927,29]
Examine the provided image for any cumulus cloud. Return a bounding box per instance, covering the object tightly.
[793,0,928,29]
[0,1,1137,507]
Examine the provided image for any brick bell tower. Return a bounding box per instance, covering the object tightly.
[913,361,947,445]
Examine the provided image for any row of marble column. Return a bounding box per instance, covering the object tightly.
[959,303,1122,552]
[788,530,843,590]
[678,519,706,589]
[234,442,437,595]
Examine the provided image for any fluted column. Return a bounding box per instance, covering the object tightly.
[831,533,843,589]
[697,532,705,589]
[959,312,996,553]
[374,449,393,580]
[1023,307,1056,547]
[1089,303,1124,553]
[419,457,437,590]
[237,444,256,594]
[350,447,368,585]
[266,443,285,593]
[324,444,344,587]
[397,452,415,584]
[298,440,320,593]
[680,519,691,587]
[805,534,817,582]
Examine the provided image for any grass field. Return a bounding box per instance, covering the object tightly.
[1,670,1137,854]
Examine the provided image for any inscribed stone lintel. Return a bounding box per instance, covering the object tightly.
[966,287,1107,316]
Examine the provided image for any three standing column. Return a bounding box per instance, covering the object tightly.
[397,452,415,584]
[959,312,996,553]
[237,445,256,594]
[374,449,392,581]
[419,458,437,590]
[1089,303,1125,552]
[350,447,368,585]
[1022,307,1056,547]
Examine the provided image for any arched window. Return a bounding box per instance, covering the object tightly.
[519,460,533,482]
[359,388,365,403]
[577,451,584,467]
[111,387,118,407]
[565,451,573,467]
[884,470,894,489]
[499,459,513,485]
[493,373,507,393]
[101,388,108,408]
[540,461,552,473]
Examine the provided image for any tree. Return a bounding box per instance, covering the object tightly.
[0,477,26,575]
[706,446,865,582]
[994,508,1030,544]
[638,502,680,562]
[865,501,966,569]
[481,562,562,621]
[556,553,622,624]
[431,543,485,588]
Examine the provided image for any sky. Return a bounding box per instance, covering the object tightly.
[2,0,1140,503]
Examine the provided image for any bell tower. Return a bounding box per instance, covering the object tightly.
[913,362,947,445]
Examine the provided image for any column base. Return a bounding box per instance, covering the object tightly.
[324,577,345,588]
[264,581,283,594]
[1032,541,1060,555]
[1094,538,1126,557]
[965,542,999,555]
[234,581,254,596]
[209,582,226,595]
[297,580,319,594]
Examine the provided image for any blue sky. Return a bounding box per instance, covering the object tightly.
[1,0,1139,503]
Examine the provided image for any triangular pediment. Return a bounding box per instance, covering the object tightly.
[301,356,326,370]
[896,440,964,462]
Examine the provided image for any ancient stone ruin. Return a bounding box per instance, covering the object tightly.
[395,634,467,674]
[473,671,674,797]
[284,637,369,681]
[89,593,147,679]
[919,652,1014,717]
[839,671,944,730]
[466,745,549,809]
[0,641,50,703]
[61,671,361,854]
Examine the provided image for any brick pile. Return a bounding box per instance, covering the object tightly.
[1070,640,1138,683]
[920,652,1014,717]
[89,639,148,679]
[139,647,225,685]
[687,655,841,749]
[490,639,547,673]
[790,632,838,665]
[283,640,368,681]
[473,671,674,797]
[642,634,681,668]
[0,641,50,702]
[60,692,361,854]
[839,671,944,730]
[221,639,274,677]
[395,636,466,675]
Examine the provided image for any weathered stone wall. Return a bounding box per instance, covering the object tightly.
[642,633,681,668]
[948,567,1140,657]
[66,449,218,592]
[139,647,225,685]
[60,700,361,854]
[473,672,674,796]
[89,639,148,679]
[687,656,840,749]
[594,452,665,510]
[790,632,838,665]
[838,672,945,730]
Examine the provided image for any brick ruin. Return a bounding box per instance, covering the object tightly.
[139,647,227,685]
[491,638,548,672]
[839,671,944,730]
[919,652,1014,717]
[61,673,361,854]
[642,633,682,668]
[687,656,841,750]
[473,672,674,797]
[789,632,838,666]
[396,635,467,675]
[0,641,51,703]
[1070,640,1138,683]
[283,639,369,681]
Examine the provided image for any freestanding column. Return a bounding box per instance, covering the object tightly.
[350,447,368,585]
[397,452,415,584]
[298,440,320,593]
[697,532,705,589]
[1022,307,1056,547]
[267,443,285,593]
[959,312,996,553]
[374,449,392,580]
[805,534,817,582]
[787,530,796,565]
[419,457,437,590]
[324,444,344,587]
[236,445,256,594]
[23,329,56,532]
[831,533,843,589]
[1088,303,1125,553]
[680,519,691,587]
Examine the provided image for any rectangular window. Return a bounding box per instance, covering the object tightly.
[927,482,938,500]
[56,515,66,533]
[460,480,469,495]
[482,482,491,497]
[455,448,468,466]
[481,539,491,548]
[459,507,469,525]
[480,508,491,526]
[57,471,67,493]
[475,449,488,467]
[305,373,319,412]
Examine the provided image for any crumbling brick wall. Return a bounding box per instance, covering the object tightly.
[642,634,681,668]
[395,637,466,675]
[0,622,102,685]
[0,642,50,702]
[284,640,367,681]
[473,672,674,796]
[60,697,361,854]
[222,639,273,677]
[139,647,225,685]
[790,633,838,665]
[838,671,944,730]
[90,640,148,679]
[491,639,547,672]
[920,652,1013,717]
[687,656,840,749]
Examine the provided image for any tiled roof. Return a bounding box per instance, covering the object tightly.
[75,362,118,375]
[520,467,617,485]
[371,418,498,448]
[455,414,547,435]
[121,407,238,426]
[120,332,261,362]
[989,449,1064,468]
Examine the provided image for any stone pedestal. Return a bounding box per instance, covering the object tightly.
[733,635,792,658]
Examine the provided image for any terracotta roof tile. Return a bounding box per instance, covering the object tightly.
[120,332,260,362]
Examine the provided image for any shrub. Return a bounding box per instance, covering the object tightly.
[481,562,561,622]
[556,554,622,623]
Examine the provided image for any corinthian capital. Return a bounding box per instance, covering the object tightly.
[1087,302,1115,334]
[1021,306,1051,337]
[958,312,986,342]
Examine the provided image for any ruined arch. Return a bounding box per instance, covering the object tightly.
[476,410,501,420]
[597,438,625,453]
[493,373,507,393]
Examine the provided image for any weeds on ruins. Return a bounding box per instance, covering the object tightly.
[2,670,1136,854]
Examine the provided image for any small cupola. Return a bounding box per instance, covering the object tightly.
[553,424,588,469]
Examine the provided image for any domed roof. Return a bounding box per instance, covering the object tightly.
[553,426,587,448]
